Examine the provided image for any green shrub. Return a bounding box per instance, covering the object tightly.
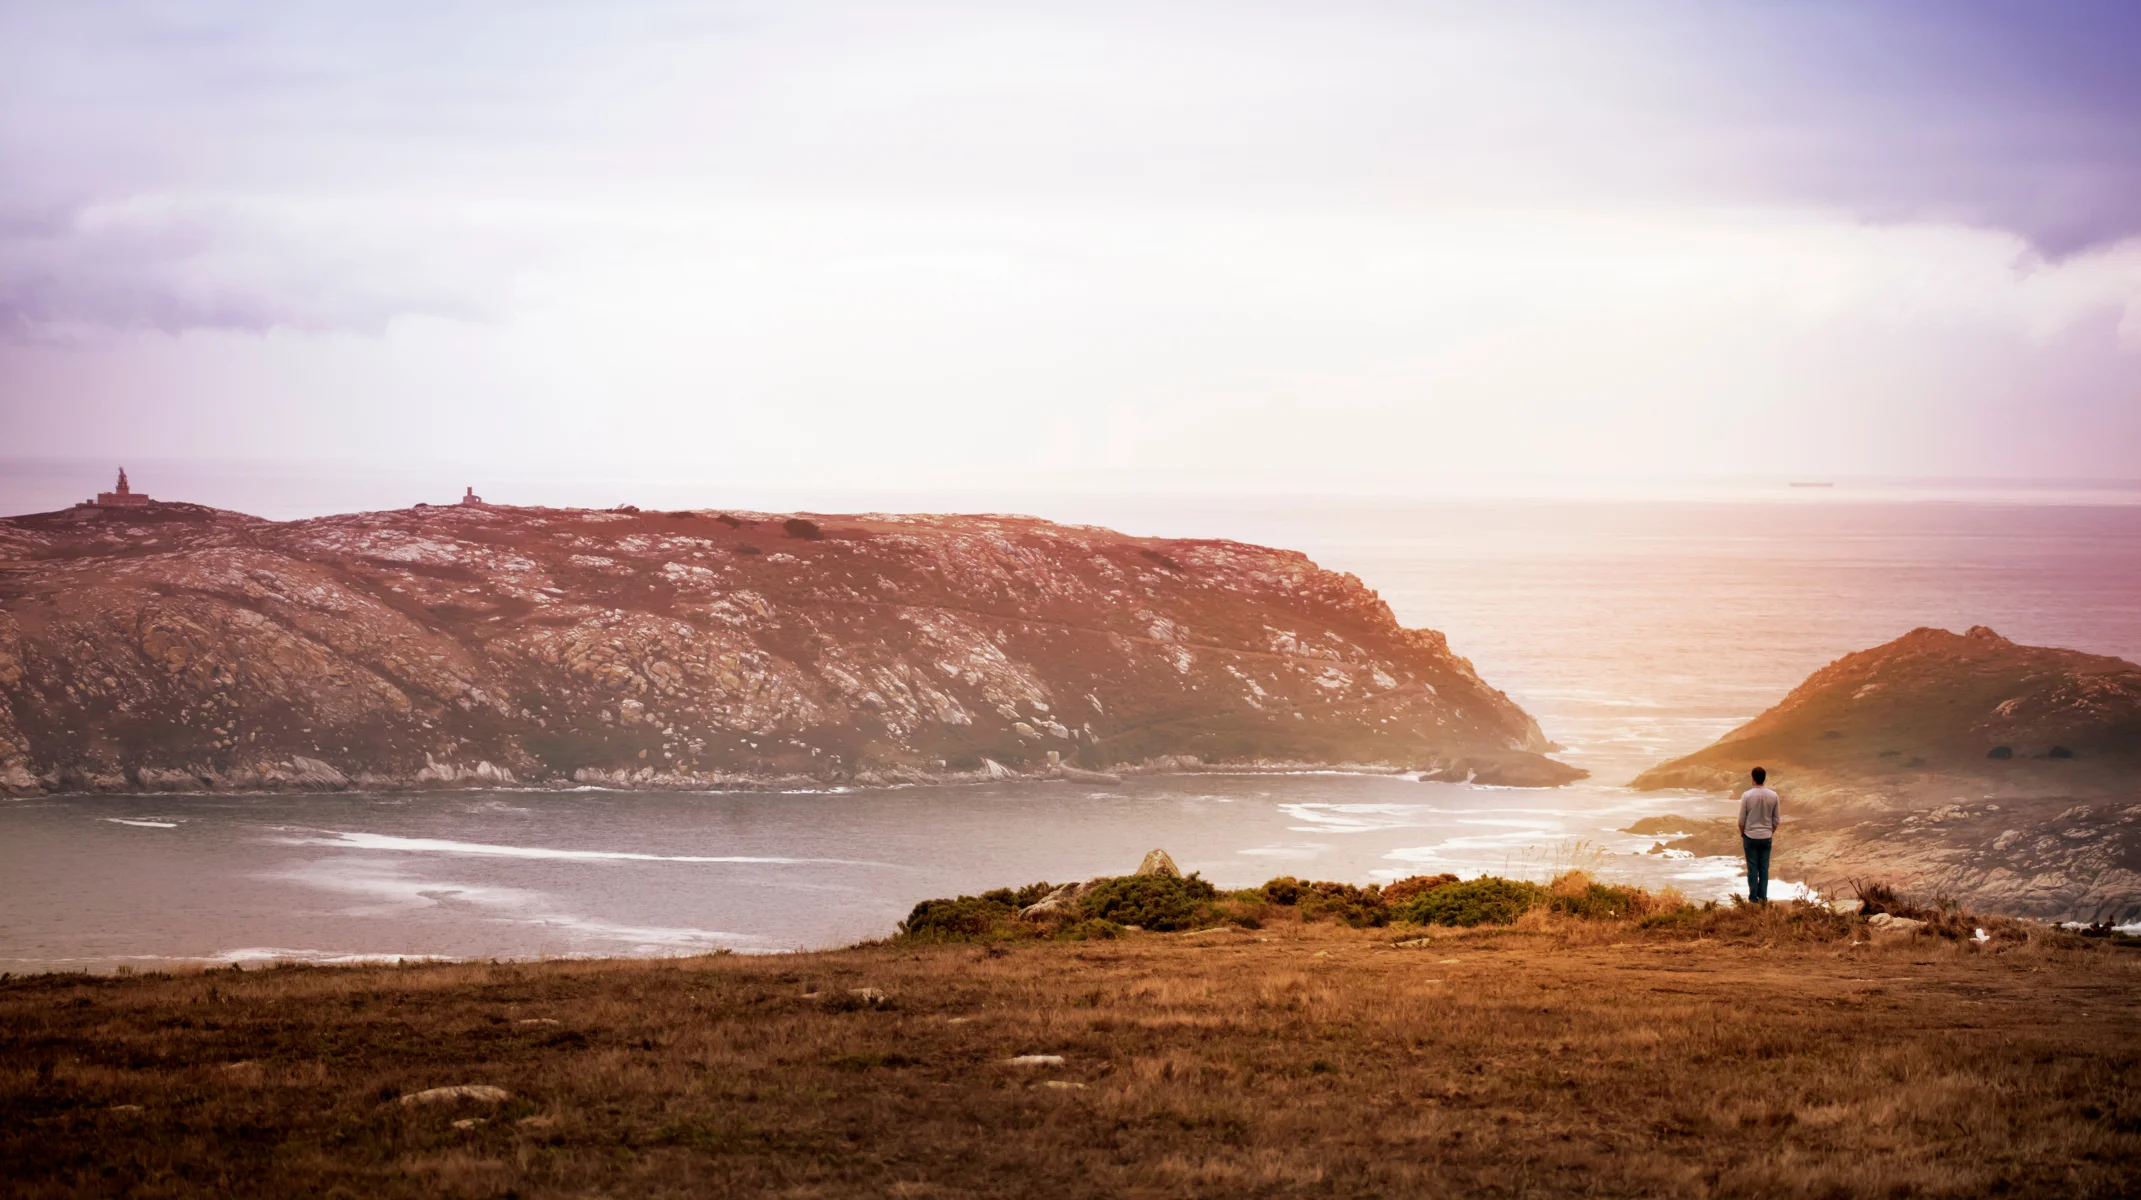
[1078,873,1219,932]
[1380,874,1458,907]
[1395,877,1543,926]
[1260,876,1305,905]
[1298,880,1389,928]
[977,881,1056,909]
[1548,882,1646,919]
[899,895,1014,940]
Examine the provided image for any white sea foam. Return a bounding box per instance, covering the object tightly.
[288,830,890,867]
[1279,803,1441,833]
[210,947,457,966]
[271,858,763,951]
[105,818,178,828]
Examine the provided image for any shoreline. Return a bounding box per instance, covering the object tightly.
[0,757,1519,802]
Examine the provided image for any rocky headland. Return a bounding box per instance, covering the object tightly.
[1631,626,2141,922]
[0,499,1580,797]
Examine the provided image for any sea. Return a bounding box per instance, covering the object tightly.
[3,464,2139,969]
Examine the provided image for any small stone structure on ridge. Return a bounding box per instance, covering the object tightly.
[81,468,152,509]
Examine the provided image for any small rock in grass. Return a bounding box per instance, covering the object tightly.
[451,1118,486,1130]
[1042,1080,1087,1090]
[851,987,888,1006]
[1005,1055,1065,1067]
[399,1084,511,1106]
[1866,913,1926,933]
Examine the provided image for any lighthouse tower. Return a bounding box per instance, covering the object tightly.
[92,468,152,508]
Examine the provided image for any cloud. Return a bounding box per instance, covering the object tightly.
[1663,1,2141,258]
[4,0,2139,341]
[0,194,529,341]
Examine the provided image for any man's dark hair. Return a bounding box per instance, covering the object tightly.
[1751,766,1766,785]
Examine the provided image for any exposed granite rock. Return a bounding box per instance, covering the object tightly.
[1135,849,1181,878]
[0,501,1579,796]
[1631,627,2141,923]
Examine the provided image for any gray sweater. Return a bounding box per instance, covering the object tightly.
[1739,787,1780,839]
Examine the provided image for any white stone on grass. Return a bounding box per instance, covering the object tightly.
[400,1085,511,1106]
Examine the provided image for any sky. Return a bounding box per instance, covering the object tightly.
[3,0,2140,499]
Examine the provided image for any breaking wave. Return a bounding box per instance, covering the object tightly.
[288,830,892,867]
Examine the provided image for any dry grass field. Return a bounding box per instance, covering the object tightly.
[4,905,2138,1199]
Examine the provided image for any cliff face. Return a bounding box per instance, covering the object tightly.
[1632,626,2141,796]
[1630,627,2141,924]
[0,501,1579,796]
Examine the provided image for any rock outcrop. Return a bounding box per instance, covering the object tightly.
[0,500,1579,796]
[1631,627,2141,923]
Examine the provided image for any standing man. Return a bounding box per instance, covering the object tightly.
[1738,766,1781,903]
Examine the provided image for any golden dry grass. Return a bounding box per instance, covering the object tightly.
[4,908,2138,1198]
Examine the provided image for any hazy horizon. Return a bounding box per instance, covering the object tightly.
[6,456,2141,528]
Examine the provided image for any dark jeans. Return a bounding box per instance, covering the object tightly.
[1743,835,1773,903]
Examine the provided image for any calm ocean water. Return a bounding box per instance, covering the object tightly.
[3,476,2138,968]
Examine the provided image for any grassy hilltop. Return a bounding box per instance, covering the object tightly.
[4,870,2139,1199]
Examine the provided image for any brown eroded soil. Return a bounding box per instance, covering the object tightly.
[4,910,2137,1198]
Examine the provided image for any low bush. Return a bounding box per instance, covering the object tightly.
[1549,881,1647,920]
[1850,879,2039,943]
[1381,874,1459,907]
[1260,877,1305,905]
[1395,877,1544,927]
[899,896,1015,940]
[1078,873,1220,932]
[980,881,1058,909]
[899,881,1058,941]
[1297,880,1390,928]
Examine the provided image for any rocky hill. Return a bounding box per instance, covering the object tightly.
[1630,627,2141,923]
[1632,626,2141,795]
[0,500,1579,796]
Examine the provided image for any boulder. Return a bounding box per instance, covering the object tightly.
[1019,881,1090,919]
[1136,849,1182,878]
[285,756,350,789]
